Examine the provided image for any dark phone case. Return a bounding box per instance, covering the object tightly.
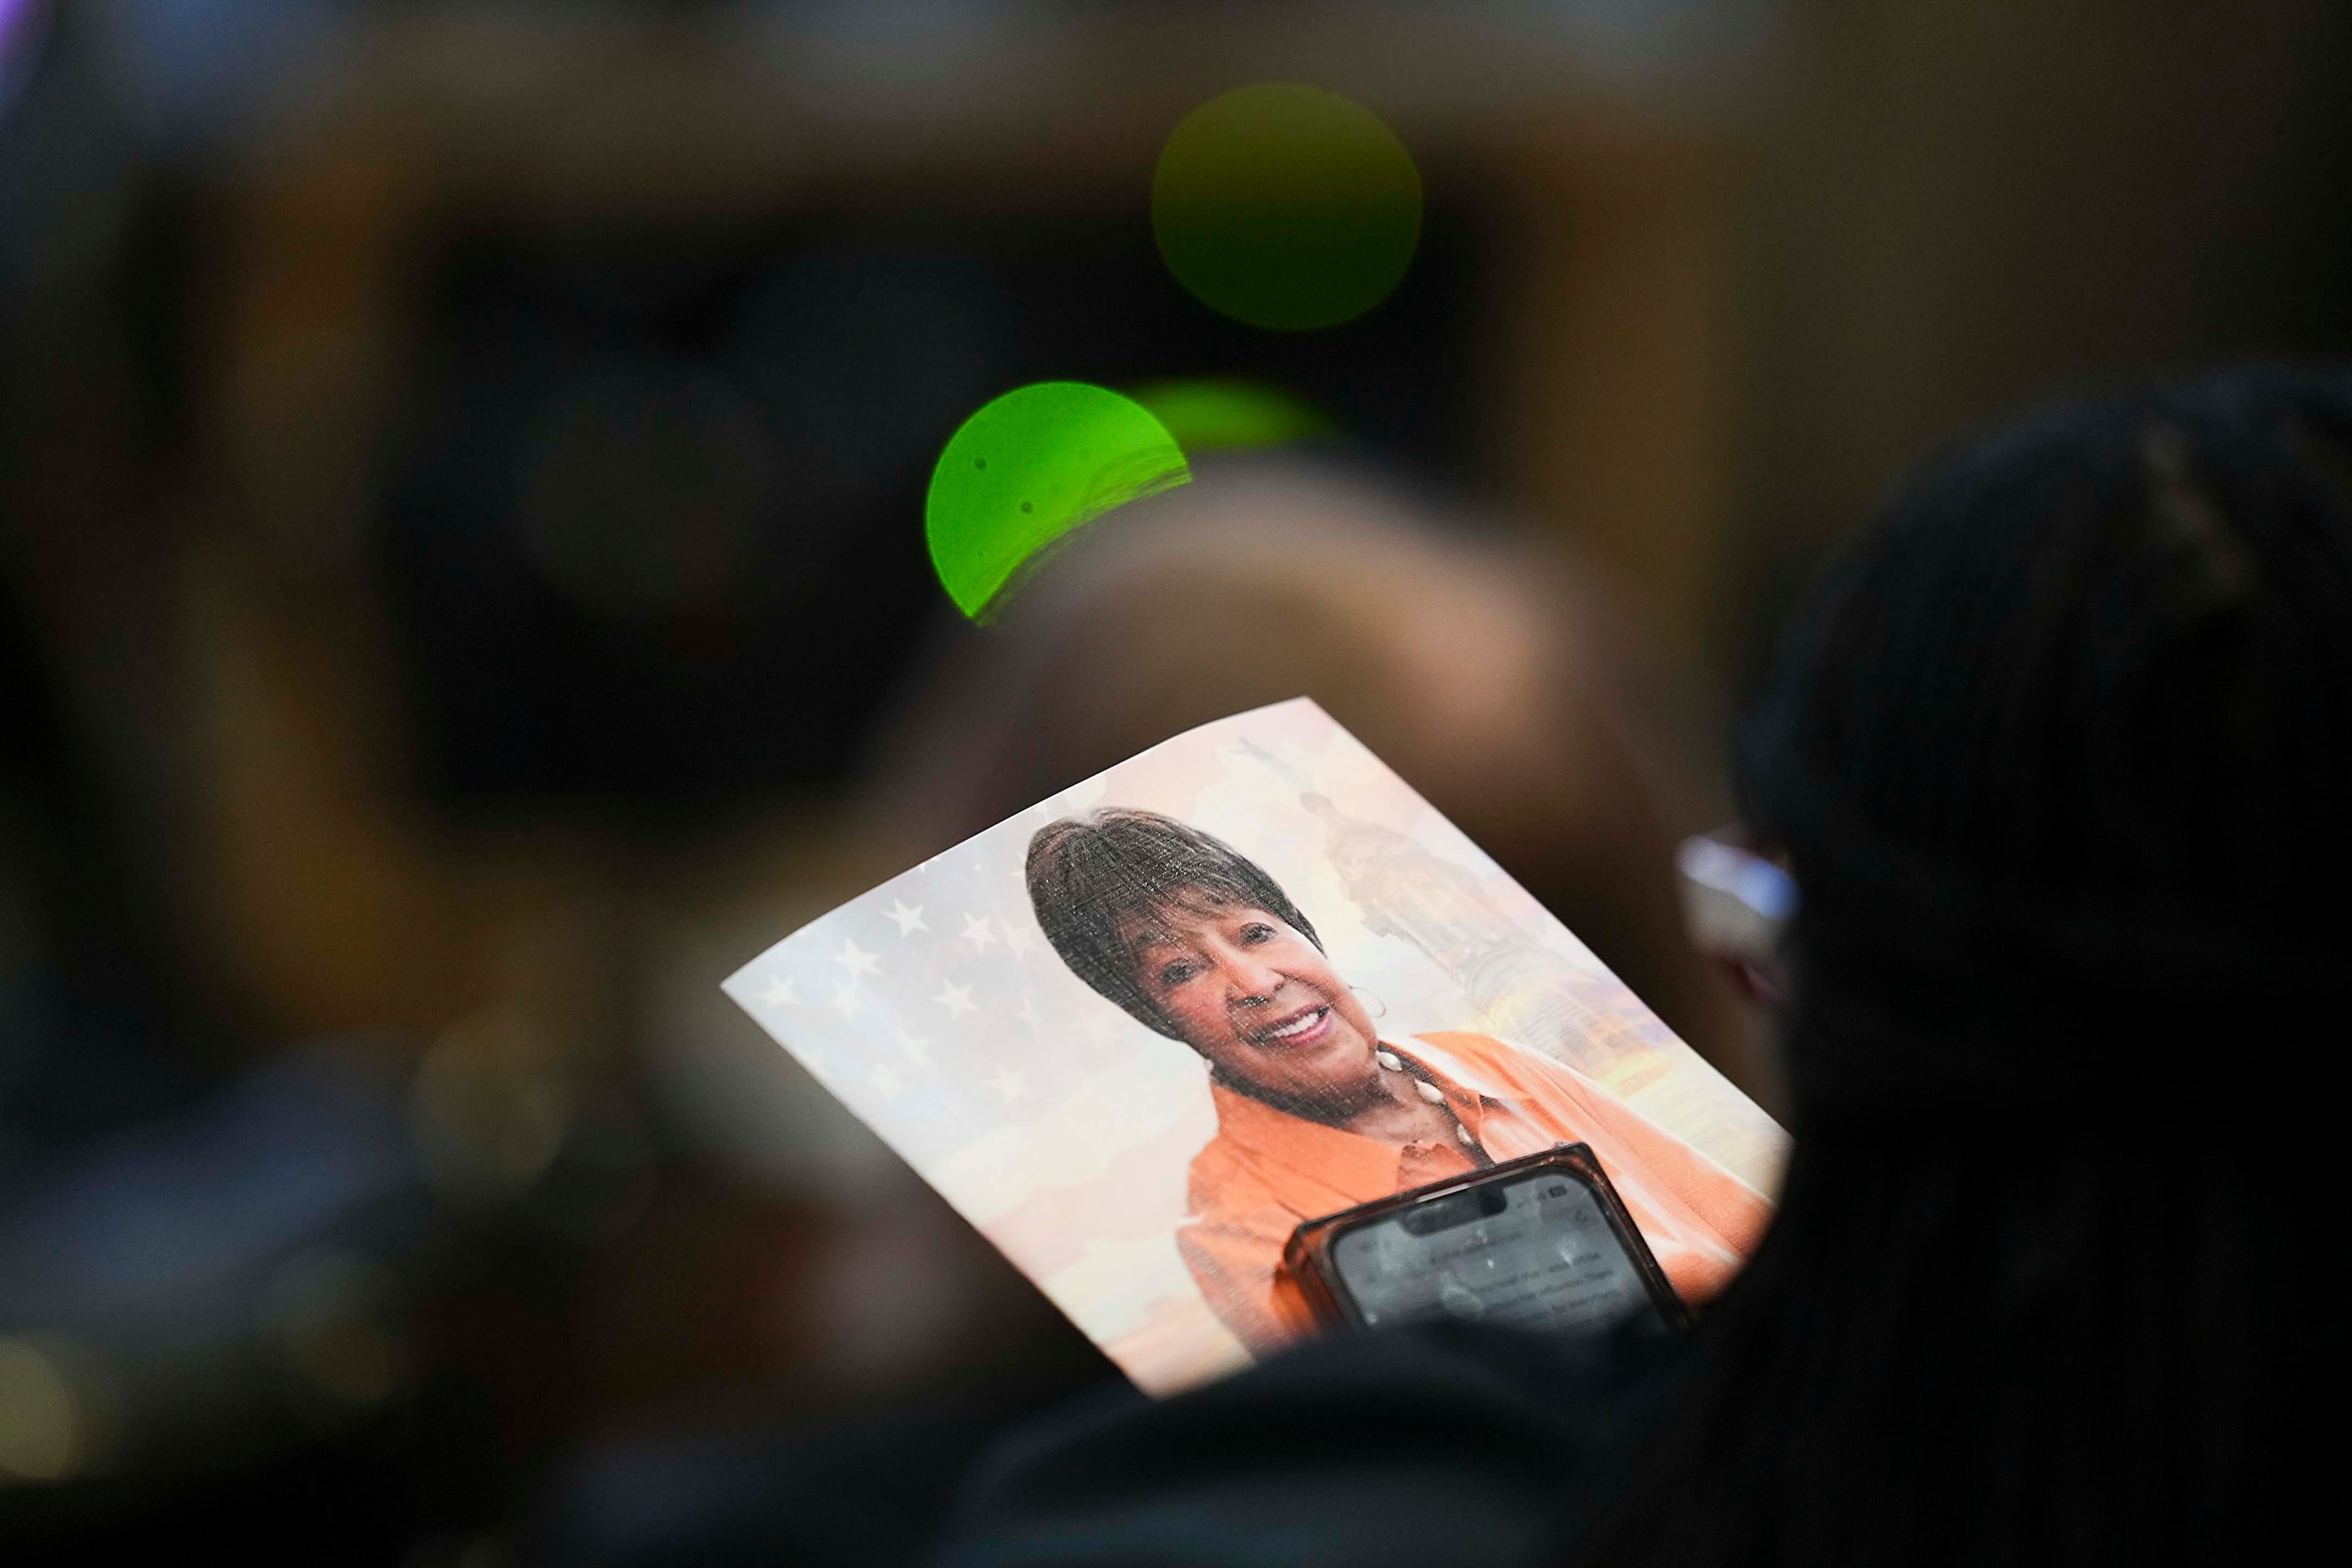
[1280,1143,1692,1334]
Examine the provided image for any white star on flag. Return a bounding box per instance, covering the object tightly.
[831,981,864,1018]
[756,976,799,1007]
[897,1031,933,1066]
[868,1063,904,1100]
[933,979,978,1018]
[1014,995,1039,1026]
[1004,923,1044,958]
[960,913,999,953]
[837,938,882,978]
[883,899,928,936]
[988,1066,1030,1105]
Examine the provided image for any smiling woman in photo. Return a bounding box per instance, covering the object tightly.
[1024,808,1771,1353]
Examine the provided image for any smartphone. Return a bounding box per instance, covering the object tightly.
[1282,1144,1690,1337]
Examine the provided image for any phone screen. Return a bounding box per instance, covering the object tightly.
[1326,1166,1667,1334]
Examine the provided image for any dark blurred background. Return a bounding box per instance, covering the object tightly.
[5,2,2350,1562]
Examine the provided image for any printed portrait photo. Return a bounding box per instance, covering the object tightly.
[726,699,1785,1393]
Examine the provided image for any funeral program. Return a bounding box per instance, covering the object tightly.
[725,698,1785,1393]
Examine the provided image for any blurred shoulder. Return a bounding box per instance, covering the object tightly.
[932,1322,1685,1568]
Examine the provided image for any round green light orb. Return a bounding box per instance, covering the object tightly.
[925,382,1191,621]
[1152,83,1423,332]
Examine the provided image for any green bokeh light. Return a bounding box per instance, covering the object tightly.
[1130,377,1334,454]
[925,382,1191,621]
[1152,83,1423,332]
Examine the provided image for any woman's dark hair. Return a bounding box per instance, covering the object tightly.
[1025,808,1323,1038]
[1584,367,2352,1564]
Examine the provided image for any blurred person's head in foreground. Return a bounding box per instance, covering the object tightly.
[1591,366,2352,1564]
[878,458,1760,1099]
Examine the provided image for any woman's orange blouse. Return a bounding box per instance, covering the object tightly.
[1176,1031,1774,1355]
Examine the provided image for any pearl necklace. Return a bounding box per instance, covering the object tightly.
[1375,1048,1479,1149]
